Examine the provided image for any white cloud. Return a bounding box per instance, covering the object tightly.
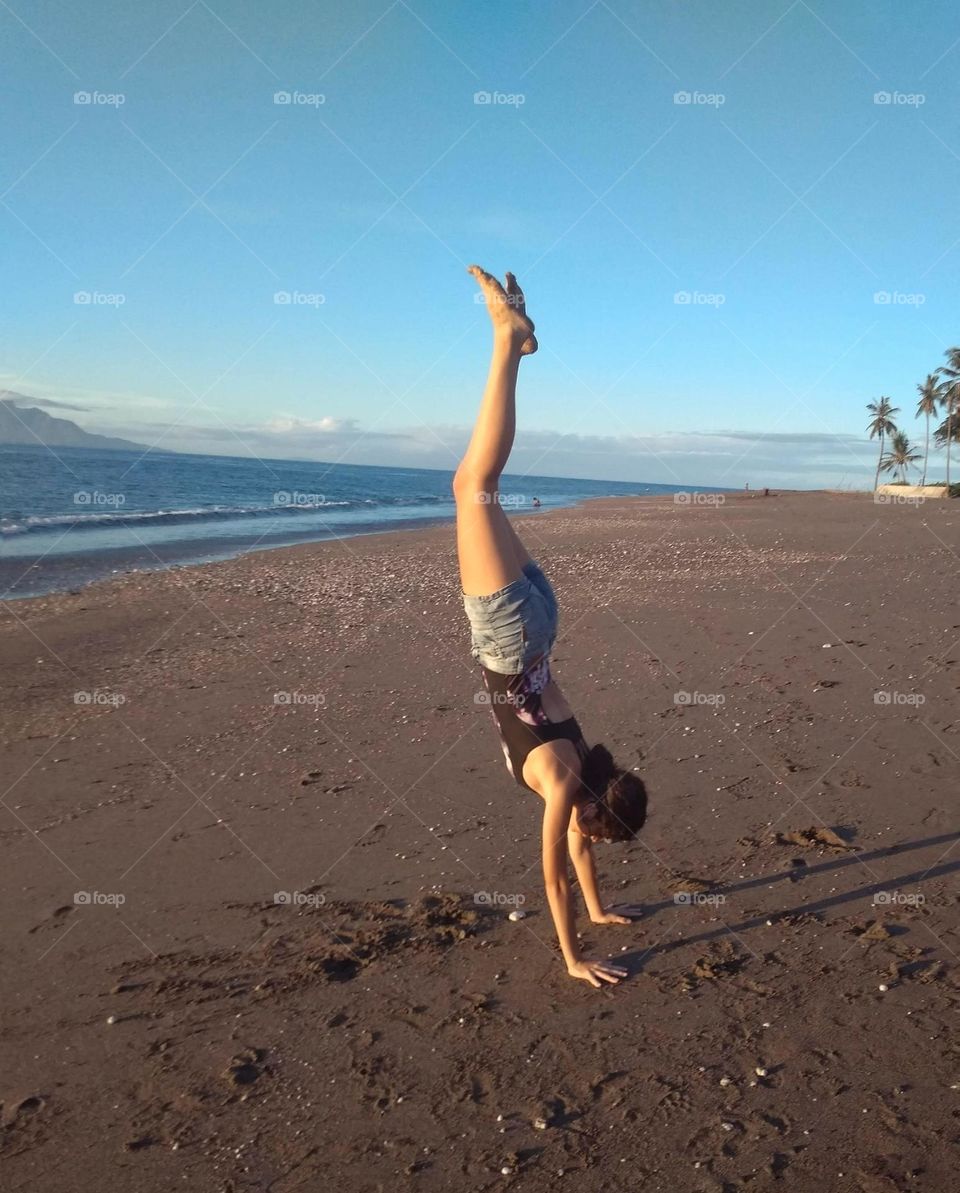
[262,415,358,434]
[94,415,888,488]
[7,387,923,488]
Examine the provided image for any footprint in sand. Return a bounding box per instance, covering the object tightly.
[223,1048,267,1087]
[775,826,856,852]
[1,1094,48,1127]
[27,905,74,934]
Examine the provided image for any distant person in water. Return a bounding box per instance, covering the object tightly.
[532,496,541,508]
[454,266,648,989]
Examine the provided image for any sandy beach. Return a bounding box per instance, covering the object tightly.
[1,490,958,1191]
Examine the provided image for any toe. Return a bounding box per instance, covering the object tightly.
[504,271,527,312]
[471,266,508,304]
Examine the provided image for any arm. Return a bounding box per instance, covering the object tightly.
[541,784,627,988]
[541,787,581,968]
[567,823,633,925]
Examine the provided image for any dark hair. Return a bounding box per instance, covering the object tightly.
[576,744,648,842]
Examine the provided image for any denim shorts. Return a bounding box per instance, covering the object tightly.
[462,560,559,675]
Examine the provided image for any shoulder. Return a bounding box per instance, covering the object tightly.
[524,738,583,800]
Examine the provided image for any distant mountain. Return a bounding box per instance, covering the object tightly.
[0,394,152,452]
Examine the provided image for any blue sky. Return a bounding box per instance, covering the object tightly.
[1,0,958,487]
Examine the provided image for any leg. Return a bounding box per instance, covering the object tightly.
[455,267,537,597]
[454,342,527,595]
[502,512,534,572]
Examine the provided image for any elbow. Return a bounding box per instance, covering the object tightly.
[566,828,588,854]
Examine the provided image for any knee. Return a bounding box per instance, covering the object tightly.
[453,464,497,501]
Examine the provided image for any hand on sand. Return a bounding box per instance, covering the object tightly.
[567,959,628,988]
[468,265,538,355]
[590,904,644,925]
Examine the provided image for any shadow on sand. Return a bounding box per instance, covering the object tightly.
[617,829,960,977]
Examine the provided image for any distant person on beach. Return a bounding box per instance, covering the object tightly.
[455,266,648,988]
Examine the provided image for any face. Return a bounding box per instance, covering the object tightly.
[574,806,604,843]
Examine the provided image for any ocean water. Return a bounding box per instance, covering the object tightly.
[0,445,706,598]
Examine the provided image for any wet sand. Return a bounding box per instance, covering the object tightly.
[1,491,958,1191]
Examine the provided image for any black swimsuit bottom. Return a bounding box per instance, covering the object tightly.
[480,659,587,792]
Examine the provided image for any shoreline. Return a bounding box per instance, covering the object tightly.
[0,488,789,605]
[2,446,745,601]
[0,511,458,602]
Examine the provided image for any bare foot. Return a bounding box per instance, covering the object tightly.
[468,265,538,355]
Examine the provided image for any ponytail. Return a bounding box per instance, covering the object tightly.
[577,743,648,842]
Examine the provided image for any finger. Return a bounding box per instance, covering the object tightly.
[596,969,621,984]
[598,963,628,976]
[586,973,601,988]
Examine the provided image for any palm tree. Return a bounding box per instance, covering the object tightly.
[935,347,960,489]
[915,374,943,486]
[933,396,960,476]
[879,430,922,483]
[866,397,899,490]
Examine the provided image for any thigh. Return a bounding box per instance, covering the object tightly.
[502,512,534,572]
[524,560,559,623]
[456,490,526,597]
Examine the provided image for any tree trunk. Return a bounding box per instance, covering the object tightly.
[948,400,954,490]
[922,413,929,486]
[874,431,884,490]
